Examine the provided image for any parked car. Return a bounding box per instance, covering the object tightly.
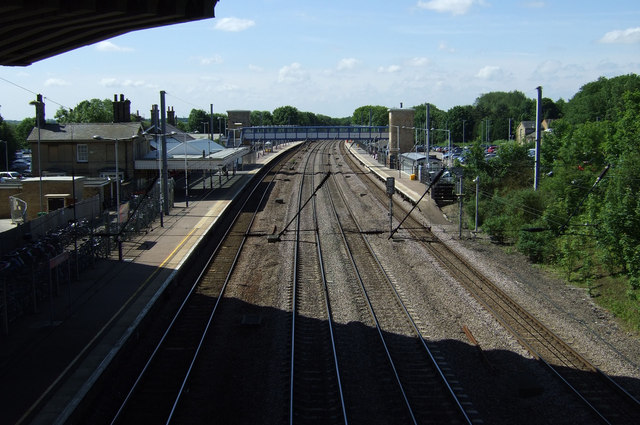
[0,171,22,181]
[10,159,30,172]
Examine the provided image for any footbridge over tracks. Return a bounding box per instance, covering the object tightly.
[239,126,389,144]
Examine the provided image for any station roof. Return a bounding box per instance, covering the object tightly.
[135,147,250,171]
[1,1,218,66]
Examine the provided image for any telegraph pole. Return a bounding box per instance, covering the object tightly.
[534,86,542,190]
[160,90,169,214]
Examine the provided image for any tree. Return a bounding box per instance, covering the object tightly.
[446,105,476,144]
[541,97,562,120]
[563,74,640,124]
[0,114,20,165]
[352,105,388,126]
[299,111,317,126]
[187,109,209,133]
[250,111,272,126]
[55,98,114,123]
[272,106,300,125]
[474,91,535,141]
[14,118,35,148]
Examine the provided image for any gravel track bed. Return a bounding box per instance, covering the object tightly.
[102,142,639,424]
[339,143,640,423]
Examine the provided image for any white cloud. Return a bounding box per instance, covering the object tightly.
[198,55,223,65]
[98,78,145,88]
[523,1,545,8]
[417,0,477,16]
[249,64,263,72]
[438,42,456,52]
[534,60,562,75]
[476,65,503,80]
[99,78,117,87]
[278,63,308,83]
[408,57,429,66]
[599,27,640,44]
[121,79,146,87]
[44,78,70,87]
[337,58,359,70]
[95,41,133,52]
[378,65,401,73]
[214,17,255,32]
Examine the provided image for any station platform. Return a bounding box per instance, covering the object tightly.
[1,140,453,425]
[345,142,452,227]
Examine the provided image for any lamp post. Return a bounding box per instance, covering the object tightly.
[30,97,44,213]
[93,134,135,261]
[183,133,189,207]
[0,140,7,171]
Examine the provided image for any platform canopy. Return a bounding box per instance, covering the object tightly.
[0,0,218,66]
[135,147,250,171]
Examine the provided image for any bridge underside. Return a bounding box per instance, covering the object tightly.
[1,0,218,66]
[241,126,389,143]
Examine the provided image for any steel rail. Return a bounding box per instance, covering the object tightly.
[328,146,474,424]
[315,142,349,424]
[109,148,297,425]
[341,141,640,424]
[290,141,347,424]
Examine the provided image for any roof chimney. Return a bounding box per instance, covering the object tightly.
[113,94,131,123]
[151,104,159,130]
[34,94,45,127]
[167,106,176,126]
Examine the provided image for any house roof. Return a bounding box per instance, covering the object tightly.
[518,121,536,129]
[27,122,144,142]
[0,1,218,66]
[146,138,225,159]
[400,152,427,161]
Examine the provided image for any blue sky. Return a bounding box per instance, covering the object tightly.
[1,0,639,121]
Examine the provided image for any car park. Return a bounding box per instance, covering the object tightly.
[10,159,30,172]
[0,171,22,181]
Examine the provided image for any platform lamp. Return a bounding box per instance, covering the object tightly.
[93,134,134,261]
[29,97,44,213]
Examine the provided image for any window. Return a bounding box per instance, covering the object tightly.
[77,144,88,162]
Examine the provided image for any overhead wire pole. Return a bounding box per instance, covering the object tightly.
[388,169,445,239]
[269,172,331,242]
[160,90,169,215]
[534,86,542,190]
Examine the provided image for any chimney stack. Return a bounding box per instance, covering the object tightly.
[167,106,176,126]
[35,94,45,127]
[151,104,159,130]
[113,93,131,122]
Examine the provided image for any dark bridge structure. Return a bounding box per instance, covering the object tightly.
[1,0,218,66]
[239,126,390,144]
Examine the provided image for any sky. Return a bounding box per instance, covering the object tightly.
[1,0,639,121]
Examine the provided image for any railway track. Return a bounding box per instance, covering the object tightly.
[341,141,640,424]
[289,141,346,424]
[103,147,300,424]
[77,138,639,424]
[324,144,475,424]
